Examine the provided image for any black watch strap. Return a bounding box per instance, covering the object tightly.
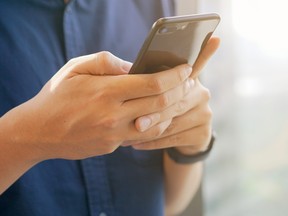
[166,132,215,164]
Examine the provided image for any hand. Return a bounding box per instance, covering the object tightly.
[129,37,220,154]
[10,51,193,161]
[130,78,212,153]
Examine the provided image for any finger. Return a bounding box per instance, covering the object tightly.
[132,124,211,151]
[128,78,194,129]
[123,119,172,146]
[161,104,212,140]
[130,98,212,142]
[132,79,194,131]
[133,79,210,132]
[191,37,220,78]
[122,92,211,144]
[118,64,192,100]
[162,104,212,138]
[64,51,132,77]
[125,97,211,144]
[151,79,210,126]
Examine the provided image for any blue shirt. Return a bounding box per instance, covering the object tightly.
[0,0,175,215]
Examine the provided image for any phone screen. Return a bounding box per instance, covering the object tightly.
[129,14,220,74]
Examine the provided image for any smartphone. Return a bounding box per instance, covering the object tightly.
[129,13,220,74]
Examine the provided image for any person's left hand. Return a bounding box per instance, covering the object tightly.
[125,37,220,154]
[128,78,211,154]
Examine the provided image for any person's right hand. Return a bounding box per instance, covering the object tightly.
[5,52,193,161]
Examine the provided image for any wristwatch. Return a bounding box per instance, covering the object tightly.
[166,132,215,164]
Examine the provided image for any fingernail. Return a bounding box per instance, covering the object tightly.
[138,116,152,132]
[121,60,133,73]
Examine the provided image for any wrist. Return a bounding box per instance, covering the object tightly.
[174,145,206,156]
[0,104,45,194]
[0,102,46,165]
[175,131,213,156]
[166,131,215,164]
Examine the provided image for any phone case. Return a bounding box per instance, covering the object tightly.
[129,13,220,74]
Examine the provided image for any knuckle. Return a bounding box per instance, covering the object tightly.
[177,67,187,82]
[102,115,120,129]
[99,51,113,59]
[206,106,213,119]
[175,100,187,115]
[67,57,78,66]
[197,106,212,125]
[202,106,213,122]
[201,87,211,101]
[97,51,113,67]
[148,77,165,93]
[157,93,170,109]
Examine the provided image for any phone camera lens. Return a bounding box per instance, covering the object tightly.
[180,24,187,30]
[159,27,168,34]
[158,26,177,34]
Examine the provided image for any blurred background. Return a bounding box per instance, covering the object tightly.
[176,0,288,215]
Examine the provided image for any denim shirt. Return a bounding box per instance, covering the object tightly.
[0,0,175,215]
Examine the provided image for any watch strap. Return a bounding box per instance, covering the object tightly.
[166,132,215,164]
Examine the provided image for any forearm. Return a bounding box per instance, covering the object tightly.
[164,151,203,216]
[0,103,42,194]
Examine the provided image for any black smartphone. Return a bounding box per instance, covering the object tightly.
[129,13,220,74]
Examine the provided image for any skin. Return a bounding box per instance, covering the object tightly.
[128,37,221,215]
[0,36,220,215]
[165,37,220,216]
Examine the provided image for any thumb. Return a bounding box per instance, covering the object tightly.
[67,51,132,77]
[191,37,220,78]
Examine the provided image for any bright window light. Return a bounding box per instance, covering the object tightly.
[234,77,262,97]
[232,0,288,59]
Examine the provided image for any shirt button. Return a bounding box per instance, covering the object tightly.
[99,212,107,216]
